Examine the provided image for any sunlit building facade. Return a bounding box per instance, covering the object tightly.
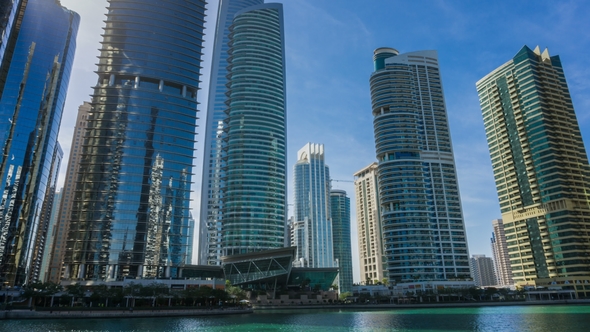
[491,218,513,286]
[46,102,90,283]
[199,0,264,266]
[222,3,287,257]
[0,0,78,286]
[330,189,353,293]
[354,163,386,284]
[369,48,470,283]
[63,0,205,281]
[292,143,334,268]
[477,46,590,292]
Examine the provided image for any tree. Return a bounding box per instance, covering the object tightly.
[339,292,352,301]
[22,281,63,308]
[225,280,247,301]
[66,283,85,307]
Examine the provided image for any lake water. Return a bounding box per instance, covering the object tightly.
[2,305,590,331]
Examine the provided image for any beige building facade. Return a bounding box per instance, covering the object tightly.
[354,162,386,284]
[46,102,91,282]
[477,46,590,297]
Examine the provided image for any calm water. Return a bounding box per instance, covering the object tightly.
[2,305,590,331]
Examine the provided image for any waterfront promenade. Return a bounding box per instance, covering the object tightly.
[0,307,253,320]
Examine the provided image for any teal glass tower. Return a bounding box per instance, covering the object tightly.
[222,3,286,256]
[370,48,470,283]
[63,0,205,281]
[0,0,78,286]
[199,0,264,266]
[330,189,353,293]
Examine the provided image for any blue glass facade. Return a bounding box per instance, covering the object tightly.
[0,0,78,286]
[222,3,287,256]
[200,0,264,266]
[63,0,205,281]
[292,143,334,268]
[330,189,353,293]
[370,48,470,283]
[0,0,26,94]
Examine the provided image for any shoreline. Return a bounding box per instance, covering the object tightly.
[253,299,590,311]
[3,299,590,320]
[0,307,253,320]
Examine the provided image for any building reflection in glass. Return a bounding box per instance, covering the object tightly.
[63,0,205,281]
[0,0,79,286]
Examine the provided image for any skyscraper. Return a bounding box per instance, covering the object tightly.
[46,102,90,283]
[0,0,27,96]
[40,188,62,282]
[63,0,206,281]
[0,0,78,286]
[29,142,62,282]
[199,0,265,266]
[491,219,513,286]
[330,189,353,293]
[469,255,497,287]
[369,48,470,283]
[221,3,287,257]
[354,163,386,284]
[292,143,333,268]
[477,46,590,290]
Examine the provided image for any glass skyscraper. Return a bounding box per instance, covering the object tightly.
[477,46,590,293]
[63,0,206,281]
[0,0,27,96]
[199,0,264,266]
[369,48,470,283]
[222,3,287,257]
[0,0,78,287]
[292,143,334,268]
[330,189,353,293]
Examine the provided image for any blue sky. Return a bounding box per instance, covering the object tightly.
[58,0,590,282]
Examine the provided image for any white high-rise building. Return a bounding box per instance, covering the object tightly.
[292,143,334,268]
[369,48,470,283]
[470,255,497,287]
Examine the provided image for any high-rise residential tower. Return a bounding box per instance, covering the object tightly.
[292,144,333,268]
[221,3,287,257]
[330,189,353,293]
[63,0,206,281]
[199,0,265,266]
[369,48,470,283]
[477,46,590,291]
[469,255,497,287]
[354,163,386,284]
[0,0,78,286]
[491,219,513,286]
[46,102,90,283]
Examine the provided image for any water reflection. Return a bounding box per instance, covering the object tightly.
[2,306,590,332]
